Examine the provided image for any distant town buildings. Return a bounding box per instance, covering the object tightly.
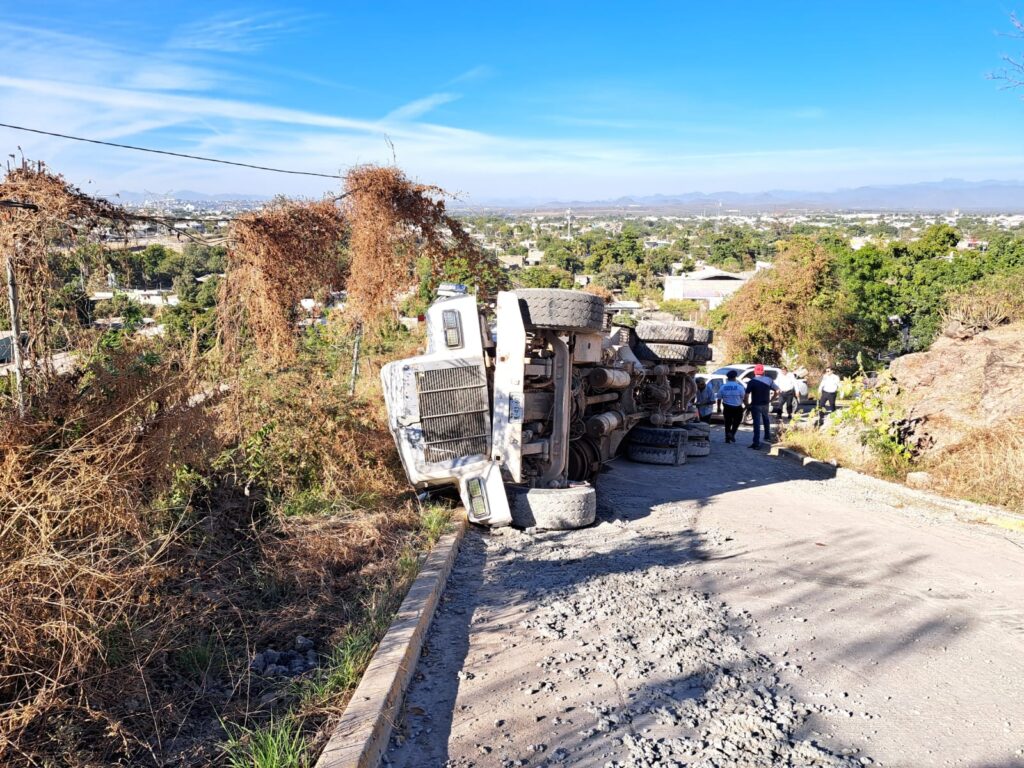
[663,267,753,309]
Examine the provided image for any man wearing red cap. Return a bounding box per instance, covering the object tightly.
[743,364,779,449]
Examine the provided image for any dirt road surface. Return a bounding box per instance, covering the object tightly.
[384,424,1024,768]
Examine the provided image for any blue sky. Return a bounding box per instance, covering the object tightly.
[1,1,1023,201]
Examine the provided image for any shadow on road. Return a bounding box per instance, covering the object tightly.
[385,422,1003,767]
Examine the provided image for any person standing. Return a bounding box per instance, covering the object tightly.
[773,367,798,419]
[818,367,841,412]
[744,364,779,449]
[695,379,716,423]
[717,370,746,443]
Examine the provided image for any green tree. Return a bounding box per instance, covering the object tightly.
[514,266,574,289]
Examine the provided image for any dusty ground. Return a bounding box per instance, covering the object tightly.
[384,423,1024,768]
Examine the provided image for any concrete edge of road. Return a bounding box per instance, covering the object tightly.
[769,444,1024,530]
[315,510,469,768]
[770,445,839,478]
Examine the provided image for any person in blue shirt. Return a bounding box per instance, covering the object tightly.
[695,378,716,423]
[744,364,780,449]
[717,370,746,443]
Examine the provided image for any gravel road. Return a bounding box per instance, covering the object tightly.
[385,424,1024,768]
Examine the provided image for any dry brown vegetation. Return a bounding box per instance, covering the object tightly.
[343,165,501,324]
[924,419,1024,513]
[0,162,468,766]
[0,164,129,380]
[941,268,1024,339]
[221,199,347,367]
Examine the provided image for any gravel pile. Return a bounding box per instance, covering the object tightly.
[386,515,871,768]
[518,560,861,767]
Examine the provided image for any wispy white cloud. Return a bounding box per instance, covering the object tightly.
[385,93,461,122]
[168,13,300,53]
[0,21,1021,201]
[447,65,493,86]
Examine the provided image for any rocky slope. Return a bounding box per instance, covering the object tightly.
[889,322,1023,456]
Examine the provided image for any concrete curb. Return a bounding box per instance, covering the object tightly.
[769,444,1024,529]
[769,445,838,477]
[315,511,469,768]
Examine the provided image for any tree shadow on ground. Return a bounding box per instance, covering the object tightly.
[385,421,1003,766]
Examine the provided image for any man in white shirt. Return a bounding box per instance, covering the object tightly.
[818,367,841,412]
[773,367,798,419]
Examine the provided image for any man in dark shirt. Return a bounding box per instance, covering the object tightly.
[744,364,779,449]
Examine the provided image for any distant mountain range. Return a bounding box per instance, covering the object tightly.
[464,179,1024,213]
[106,179,1024,213]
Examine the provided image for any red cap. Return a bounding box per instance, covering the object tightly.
[754,364,765,375]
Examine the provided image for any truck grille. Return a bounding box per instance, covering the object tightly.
[416,365,490,463]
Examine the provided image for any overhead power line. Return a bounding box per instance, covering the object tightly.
[0,122,346,180]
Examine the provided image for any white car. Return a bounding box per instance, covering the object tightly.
[698,364,809,410]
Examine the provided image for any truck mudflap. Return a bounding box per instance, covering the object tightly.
[457,461,512,527]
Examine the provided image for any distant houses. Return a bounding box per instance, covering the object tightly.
[662,263,771,309]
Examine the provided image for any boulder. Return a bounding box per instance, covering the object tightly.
[888,323,1024,457]
[905,471,933,490]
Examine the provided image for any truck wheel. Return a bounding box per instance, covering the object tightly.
[509,485,597,530]
[683,422,711,437]
[626,443,686,465]
[689,344,713,363]
[633,341,695,362]
[516,289,605,333]
[684,439,711,457]
[692,327,714,344]
[629,425,690,446]
[635,320,694,344]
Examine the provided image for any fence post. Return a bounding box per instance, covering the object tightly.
[5,251,24,416]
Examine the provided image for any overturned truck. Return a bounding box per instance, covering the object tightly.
[381,288,713,529]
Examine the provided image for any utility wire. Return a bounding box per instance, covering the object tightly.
[0,122,346,180]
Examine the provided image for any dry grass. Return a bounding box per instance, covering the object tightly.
[221,199,347,368]
[0,162,464,766]
[780,422,883,475]
[343,165,502,325]
[942,268,1024,339]
[924,420,1024,513]
[0,162,130,384]
[0,343,214,764]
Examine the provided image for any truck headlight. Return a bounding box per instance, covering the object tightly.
[466,477,488,519]
[442,309,463,349]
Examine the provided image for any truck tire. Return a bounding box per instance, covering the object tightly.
[516,289,605,333]
[683,422,711,437]
[509,485,597,530]
[635,320,694,344]
[689,344,713,363]
[628,425,690,446]
[633,341,695,362]
[685,439,711,457]
[692,327,714,344]
[626,443,686,465]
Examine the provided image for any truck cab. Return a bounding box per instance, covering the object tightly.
[381,288,714,529]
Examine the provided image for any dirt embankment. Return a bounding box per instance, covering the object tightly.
[889,322,1023,456]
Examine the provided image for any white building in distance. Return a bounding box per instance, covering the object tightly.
[662,267,753,309]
